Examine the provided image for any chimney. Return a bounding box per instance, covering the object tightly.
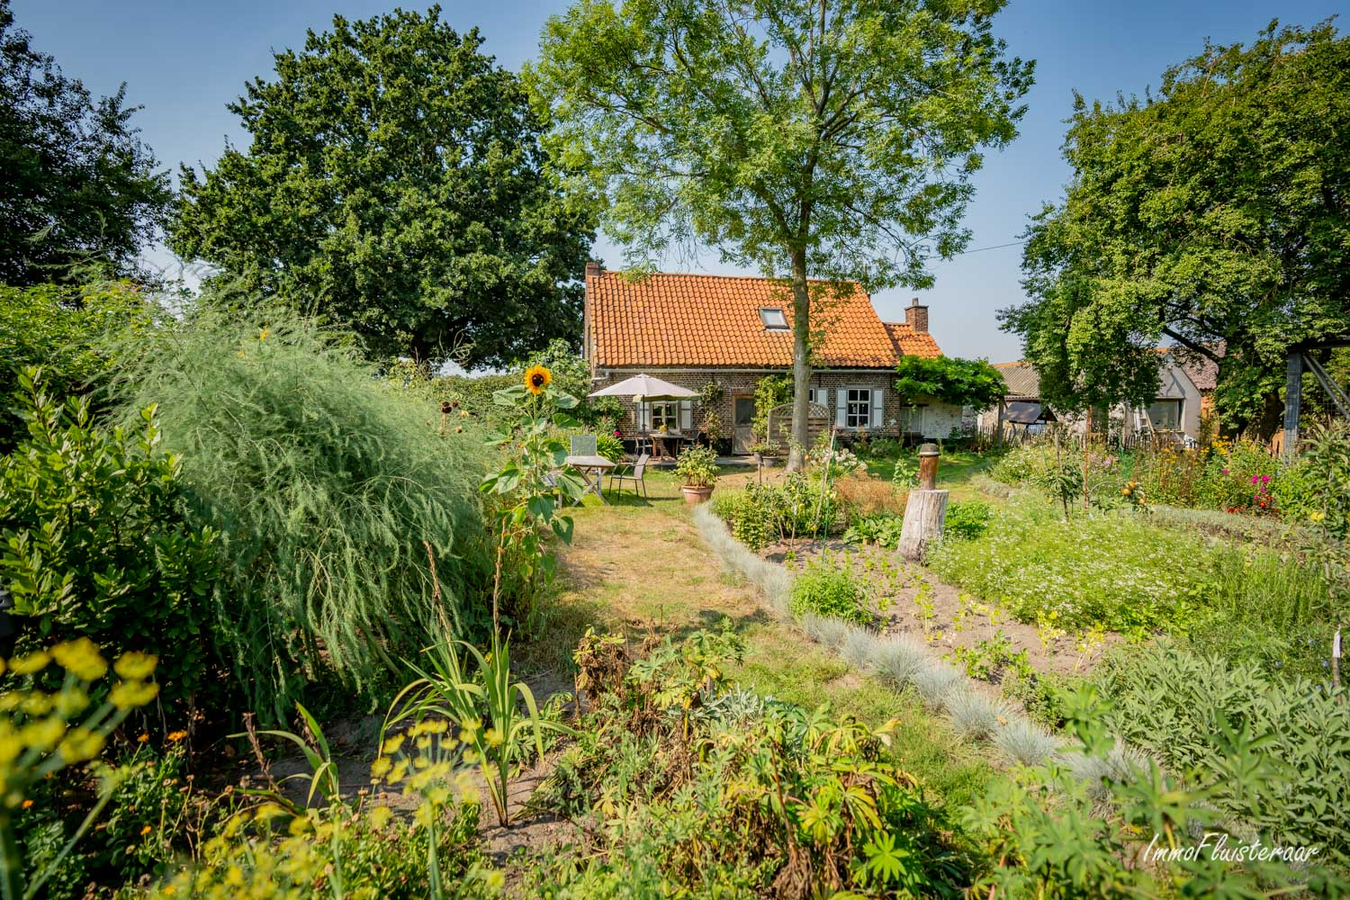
[584,260,602,280]
[904,297,928,333]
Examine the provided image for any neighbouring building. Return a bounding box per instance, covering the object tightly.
[581,262,960,452]
[978,351,1208,442]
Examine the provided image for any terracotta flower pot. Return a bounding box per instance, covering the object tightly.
[681,484,714,505]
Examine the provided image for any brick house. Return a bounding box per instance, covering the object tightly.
[581,262,958,453]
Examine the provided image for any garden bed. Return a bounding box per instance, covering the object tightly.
[763,538,1120,679]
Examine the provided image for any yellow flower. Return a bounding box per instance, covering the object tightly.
[166,730,188,743]
[58,727,105,762]
[9,652,50,676]
[1310,511,1326,523]
[370,756,392,779]
[114,652,157,681]
[137,733,149,743]
[51,639,107,682]
[524,365,552,395]
[21,799,32,810]
[484,869,506,891]
[368,806,394,829]
[110,680,159,710]
[140,825,152,836]
[259,327,269,341]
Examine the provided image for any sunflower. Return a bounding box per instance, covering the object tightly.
[524,365,552,395]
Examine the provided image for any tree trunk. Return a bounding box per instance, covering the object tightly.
[786,246,812,472]
[898,489,949,562]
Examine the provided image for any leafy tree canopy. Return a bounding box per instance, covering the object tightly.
[171,7,597,369]
[531,0,1032,465]
[1003,21,1350,434]
[894,355,1004,412]
[0,0,170,284]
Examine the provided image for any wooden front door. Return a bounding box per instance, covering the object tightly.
[732,395,756,454]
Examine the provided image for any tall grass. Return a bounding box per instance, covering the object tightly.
[110,310,491,721]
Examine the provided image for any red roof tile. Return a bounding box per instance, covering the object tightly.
[881,321,941,360]
[586,270,938,368]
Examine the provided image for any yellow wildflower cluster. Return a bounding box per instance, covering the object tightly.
[0,641,159,810]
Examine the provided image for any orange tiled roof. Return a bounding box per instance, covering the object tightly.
[882,321,941,360]
[587,270,938,368]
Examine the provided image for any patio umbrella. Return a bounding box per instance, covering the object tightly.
[588,373,697,400]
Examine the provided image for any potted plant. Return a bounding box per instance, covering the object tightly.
[748,441,783,467]
[675,445,719,504]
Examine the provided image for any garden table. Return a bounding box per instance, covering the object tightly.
[565,454,616,504]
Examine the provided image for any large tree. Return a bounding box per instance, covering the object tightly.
[531,0,1032,468]
[0,0,170,284]
[1004,21,1350,436]
[172,7,596,369]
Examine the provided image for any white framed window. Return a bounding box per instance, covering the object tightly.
[759,307,788,330]
[846,388,871,429]
[642,399,692,432]
[651,401,678,430]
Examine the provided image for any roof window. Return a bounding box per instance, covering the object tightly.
[759,308,788,331]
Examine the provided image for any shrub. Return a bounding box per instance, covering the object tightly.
[989,444,1044,485]
[711,474,838,549]
[788,557,870,626]
[842,513,905,549]
[0,281,152,453]
[1092,641,1350,865]
[0,369,221,716]
[944,500,991,540]
[596,431,625,462]
[109,311,491,722]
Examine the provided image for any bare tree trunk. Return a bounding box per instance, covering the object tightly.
[787,245,812,472]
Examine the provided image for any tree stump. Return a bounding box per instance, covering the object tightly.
[899,443,946,561]
[898,489,948,561]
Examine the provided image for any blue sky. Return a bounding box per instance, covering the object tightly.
[13,0,1346,361]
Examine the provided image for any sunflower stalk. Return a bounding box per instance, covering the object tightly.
[480,367,587,631]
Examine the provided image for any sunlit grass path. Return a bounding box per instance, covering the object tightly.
[531,468,994,807]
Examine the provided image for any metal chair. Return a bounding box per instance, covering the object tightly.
[608,453,650,499]
[570,434,598,458]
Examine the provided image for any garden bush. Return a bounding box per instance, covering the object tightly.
[0,368,221,717]
[109,310,492,722]
[710,474,839,550]
[788,556,871,625]
[1092,640,1350,865]
[943,500,992,540]
[0,281,153,453]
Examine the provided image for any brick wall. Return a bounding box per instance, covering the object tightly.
[590,366,962,446]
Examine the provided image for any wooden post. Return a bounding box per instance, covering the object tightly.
[1283,352,1302,459]
[995,399,1005,447]
[899,443,948,561]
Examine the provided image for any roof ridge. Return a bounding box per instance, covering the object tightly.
[596,269,865,289]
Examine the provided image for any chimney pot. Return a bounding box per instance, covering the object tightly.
[904,297,929,333]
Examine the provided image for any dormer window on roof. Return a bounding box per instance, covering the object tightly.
[759,307,788,331]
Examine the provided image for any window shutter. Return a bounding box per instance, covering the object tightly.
[835,389,847,429]
[636,402,650,432]
[870,389,884,429]
[679,399,693,431]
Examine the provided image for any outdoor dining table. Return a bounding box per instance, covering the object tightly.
[565,454,616,504]
[649,431,689,460]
